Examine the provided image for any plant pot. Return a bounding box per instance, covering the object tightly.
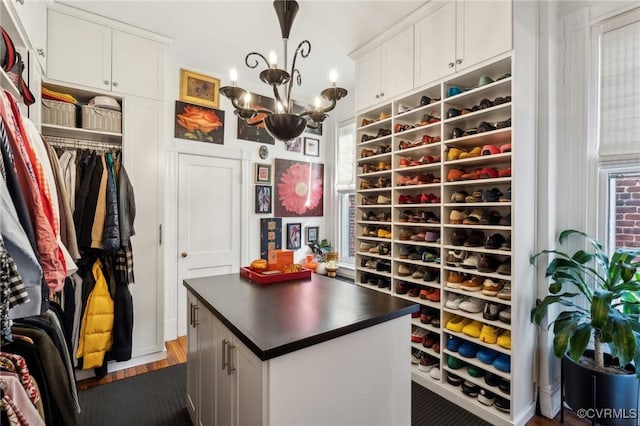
[315,262,326,275]
[303,255,317,272]
[563,350,640,426]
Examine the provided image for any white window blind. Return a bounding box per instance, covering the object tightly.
[335,121,355,190]
[597,8,640,160]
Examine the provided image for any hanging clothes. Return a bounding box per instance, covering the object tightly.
[0,242,29,341]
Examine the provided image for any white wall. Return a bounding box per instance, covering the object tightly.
[162,45,333,341]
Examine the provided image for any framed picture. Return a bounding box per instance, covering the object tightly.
[179,69,220,109]
[237,92,275,144]
[255,185,272,213]
[284,137,302,153]
[306,226,319,244]
[274,159,324,217]
[255,163,272,184]
[175,101,225,144]
[260,218,282,259]
[304,137,320,157]
[286,223,302,250]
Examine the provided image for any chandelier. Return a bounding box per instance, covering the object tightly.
[219,0,348,142]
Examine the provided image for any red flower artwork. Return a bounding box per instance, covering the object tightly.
[274,159,324,217]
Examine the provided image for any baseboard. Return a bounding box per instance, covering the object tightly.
[538,382,561,419]
[75,350,167,381]
[165,317,178,342]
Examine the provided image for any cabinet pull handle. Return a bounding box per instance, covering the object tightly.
[456,59,462,65]
[222,339,229,370]
[448,62,454,68]
[37,49,45,57]
[113,82,119,87]
[104,80,110,86]
[192,305,198,326]
[189,303,193,326]
[227,344,236,375]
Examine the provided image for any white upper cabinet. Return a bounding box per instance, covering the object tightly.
[414,0,512,87]
[354,27,413,112]
[47,9,164,100]
[11,0,48,72]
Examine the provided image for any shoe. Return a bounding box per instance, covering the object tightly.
[461,168,483,180]
[411,326,428,343]
[420,306,435,324]
[499,308,511,324]
[451,191,468,203]
[418,354,438,372]
[478,389,496,406]
[477,347,500,365]
[398,264,414,276]
[477,255,499,273]
[411,349,422,364]
[497,261,511,276]
[458,147,482,159]
[461,320,483,338]
[447,168,466,182]
[398,104,412,114]
[499,188,511,202]
[483,302,503,321]
[449,209,468,224]
[478,121,497,133]
[500,143,512,153]
[446,271,465,289]
[463,230,485,247]
[496,118,511,129]
[420,95,431,105]
[447,356,466,370]
[421,211,440,224]
[497,331,511,349]
[407,287,421,297]
[459,297,484,313]
[422,253,439,266]
[485,233,506,249]
[446,250,466,266]
[396,281,410,294]
[447,108,462,118]
[481,144,500,156]
[359,242,374,251]
[425,230,440,242]
[445,294,465,310]
[479,167,499,179]
[478,75,495,86]
[447,335,463,352]
[430,367,441,380]
[494,396,510,413]
[422,333,436,348]
[445,316,472,333]
[481,188,503,202]
[482,279,502,297]
[493,354,511,373]
[426,288,440,302]
[464,191,482,203]
[458,341,479,358]
[461,380,480,397]
[461,255,480,269]
[500,236,511,251]
[498,167,511,178]
[467,364,485,378]
[480,210,502,225]
[447,373,464,387]
[485,372,500,387]
[498,378,510,394]
[376,195,391,204]
[479,324,499,344]
[462,208,483,225]
[377,229,392,239]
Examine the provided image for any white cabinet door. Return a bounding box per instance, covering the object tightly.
[456,0,512,72]
[112,30,164,100]
[197,305,216,426]
[186,293,199,424]
[354,47,381,112]
[381,27,413,103]
[235,338,264,426]
[12,0,47,72]
[414,1,456,87]
[122,96,164,357]
[47,10,111,90]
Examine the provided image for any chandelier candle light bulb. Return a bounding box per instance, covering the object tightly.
[229,68,238,86]
[218,0,347,141]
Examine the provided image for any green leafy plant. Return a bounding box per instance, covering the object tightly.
[530,229,640,375]
[308,238,331,259]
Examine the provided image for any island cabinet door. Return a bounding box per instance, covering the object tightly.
[186,292,199,424]
[214,320,234,426]
[234,338,265,426]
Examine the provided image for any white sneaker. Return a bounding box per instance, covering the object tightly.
[445,294,465,310]
[398,104,412,114]
[459,297,485,313]
[429,367,441,380]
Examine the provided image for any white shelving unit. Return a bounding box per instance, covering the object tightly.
[355,54,535,426]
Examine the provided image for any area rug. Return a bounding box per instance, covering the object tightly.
[412,381,493,426]
[78,364,191,426]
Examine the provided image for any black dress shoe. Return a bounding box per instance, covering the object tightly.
[498,378,510,394]
[484,372,499,387]
[493,396,510,412]
[420,95,431,105]
[461,380,480,397]
[447,373,463,386]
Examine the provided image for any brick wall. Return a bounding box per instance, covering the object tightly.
[348,194,356,257]
[615,176,640,248]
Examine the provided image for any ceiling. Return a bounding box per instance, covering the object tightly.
[58,0,427,110]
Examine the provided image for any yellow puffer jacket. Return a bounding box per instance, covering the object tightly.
[77,260,114,369]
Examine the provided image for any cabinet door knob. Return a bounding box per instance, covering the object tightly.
[375,94,379,99]
[380,92,384,97]
[448,62,454,68]
[456,59,462,65]
[113,82,119,87]
[181,252,188,258]
[104,80,110,85]
[37,49,45,57]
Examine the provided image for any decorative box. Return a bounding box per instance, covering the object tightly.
[267,249,294,271]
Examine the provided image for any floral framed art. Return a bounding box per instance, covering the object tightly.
[175,101,224,144]
[306,226,319,244]
[179,69,220,109]
[304,137,320,157]
[286,223,302,250]
[274,159,324,217]
[255,163,272,184]
[255,185,272,214]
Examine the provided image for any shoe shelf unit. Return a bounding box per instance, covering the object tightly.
[354,54,531,426]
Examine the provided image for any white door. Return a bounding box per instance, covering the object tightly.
[177,154,241,335]
[414,1,456,88]
[381,26,414,102]
[354,47,381,112]
[112,30,164,100]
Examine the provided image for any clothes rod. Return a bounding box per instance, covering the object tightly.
[43,135,121,151]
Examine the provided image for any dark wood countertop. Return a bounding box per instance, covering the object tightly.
[184,273,419,361]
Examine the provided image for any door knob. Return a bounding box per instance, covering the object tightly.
[104,80,110,85]
[113,82,119,87]
[181,252,188,258]
[456,59,462,65]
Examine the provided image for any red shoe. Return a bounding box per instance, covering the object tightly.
[498,167,511,178]
[421,134,433,145]
[430,194,441,204]
[461,169,483,180]
[480,167,499,179]
[398,157,410,168]
[419,193,433,204]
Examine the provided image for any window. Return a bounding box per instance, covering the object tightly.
[595,8,640,251]
[336,119,356,270]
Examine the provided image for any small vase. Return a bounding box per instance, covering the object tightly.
[303,255,317,272]
[315,262,327,275]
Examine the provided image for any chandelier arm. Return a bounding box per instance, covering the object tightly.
[271,86,286,112]
[286,40,311,102]
[319,98,338,114]
[245,52,270,70]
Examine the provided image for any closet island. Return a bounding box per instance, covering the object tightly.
[184,273,418,426]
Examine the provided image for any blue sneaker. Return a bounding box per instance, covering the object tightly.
[492,354,511,372]
[458,341,479,358]
[476,347,500,364]
[446,335,462,352]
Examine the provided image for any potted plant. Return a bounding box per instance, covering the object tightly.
[531,229,640,425]
[307,239,331,275]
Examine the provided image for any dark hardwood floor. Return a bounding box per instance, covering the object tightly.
[77,336,585,424]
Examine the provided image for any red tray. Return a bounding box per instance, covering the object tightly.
[240,266,312,285]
